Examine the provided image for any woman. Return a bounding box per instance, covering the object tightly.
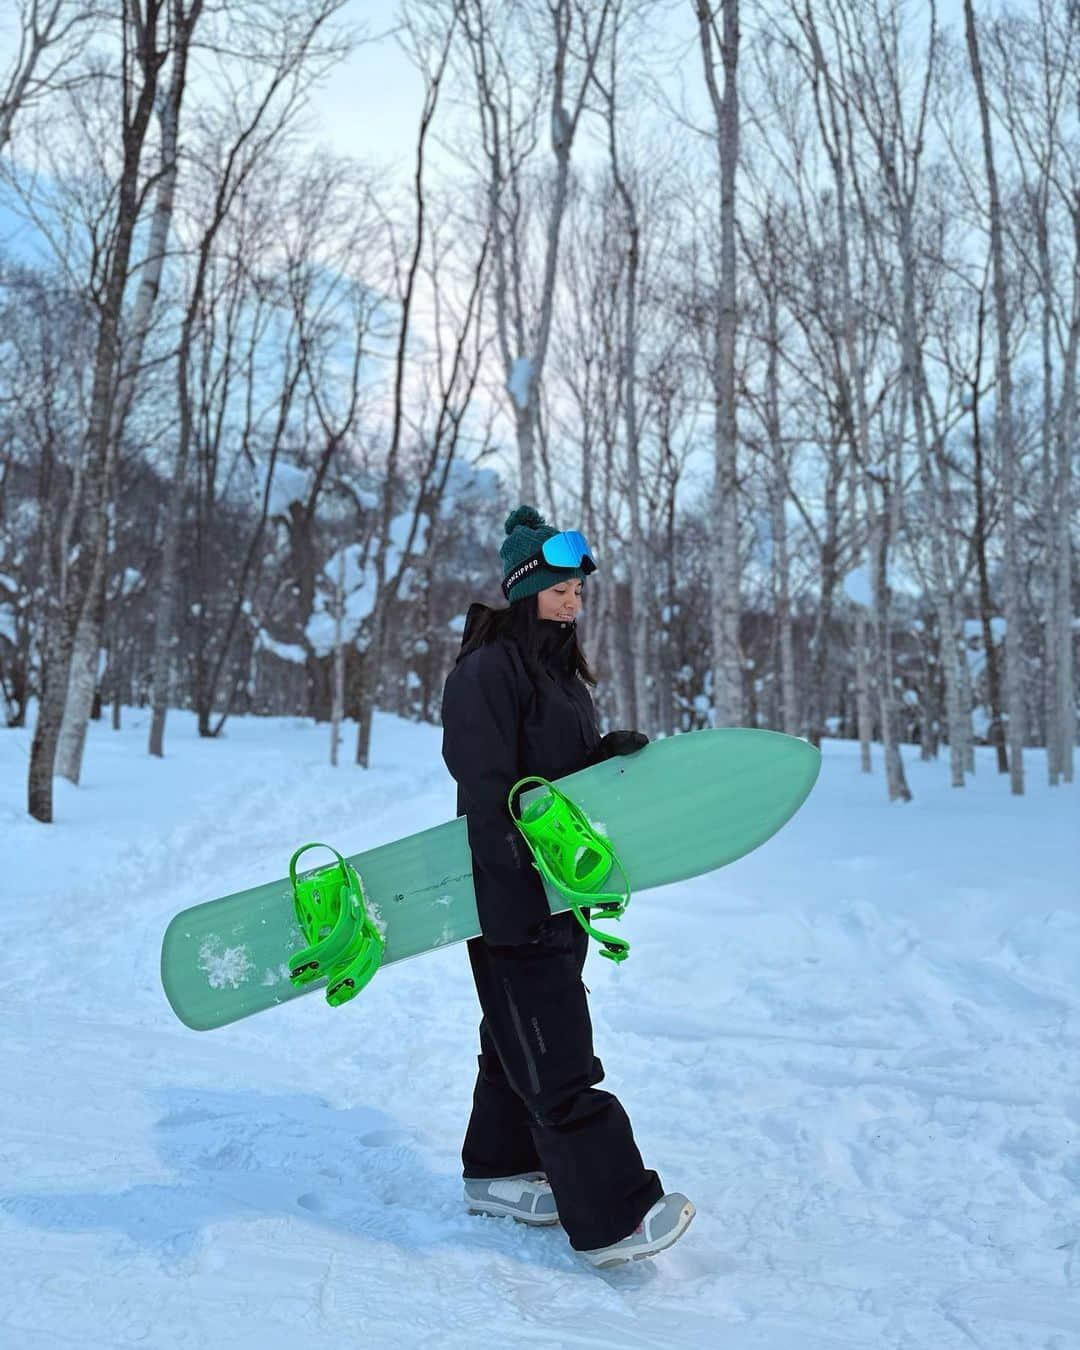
[440,505,695,1270]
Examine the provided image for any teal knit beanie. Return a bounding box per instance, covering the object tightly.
[500,504,588,603]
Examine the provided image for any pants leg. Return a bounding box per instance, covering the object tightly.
[462,910,663,1251]
[461,1015,545,1179]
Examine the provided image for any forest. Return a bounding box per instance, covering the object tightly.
[0,0,1075,820]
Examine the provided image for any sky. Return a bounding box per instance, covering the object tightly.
[307,0,425,172]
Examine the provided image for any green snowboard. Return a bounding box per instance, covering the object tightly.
[161,728,820,1031]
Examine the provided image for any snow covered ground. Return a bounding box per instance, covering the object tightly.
[0,709,1077,1349]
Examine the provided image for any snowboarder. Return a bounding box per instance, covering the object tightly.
[440,504,696,1269]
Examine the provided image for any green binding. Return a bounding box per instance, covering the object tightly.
[508,776,632,963]
[288,842,386,1006]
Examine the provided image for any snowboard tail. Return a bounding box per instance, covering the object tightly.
[161,728,820,1031]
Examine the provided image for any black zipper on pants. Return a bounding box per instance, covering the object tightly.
[502,977,542,1096]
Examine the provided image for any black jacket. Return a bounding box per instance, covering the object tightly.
[441,610,602,946]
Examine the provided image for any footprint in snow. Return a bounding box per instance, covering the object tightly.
[361,1128,413,1148]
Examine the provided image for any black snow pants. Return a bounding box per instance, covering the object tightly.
[462,908,663,1251]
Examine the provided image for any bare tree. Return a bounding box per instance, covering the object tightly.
[989,0,1078,785]
[741,30,865,754]
[784,0,916,800]
[546,176,626,720]
[0,0,95,153]
[739,205,800,735]
[283,180,381,732]
[967,266,1009,772]
[57,0,205,783]
[694,0,742,728]
[148,0,345,758]
[348,4,456,768]
[591,0,655,731]
[855,3,963,789]
[27,0,169,822]
[964,0,1024,794]
[187,206,309,740]
[351,3,494,768]
[455,0,613,503]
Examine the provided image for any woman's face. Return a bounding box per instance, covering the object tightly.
[536,578,584,623]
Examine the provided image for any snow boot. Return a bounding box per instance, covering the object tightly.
[464,1171,560,1226]
[580,1192,696,1269]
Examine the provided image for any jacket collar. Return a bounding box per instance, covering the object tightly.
[459,602,575,675]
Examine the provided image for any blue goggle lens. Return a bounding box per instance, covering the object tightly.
[541,531,596,572]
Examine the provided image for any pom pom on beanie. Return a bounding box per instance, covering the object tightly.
[504,505,546,535]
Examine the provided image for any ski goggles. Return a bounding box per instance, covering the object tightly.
[501,530,597,598]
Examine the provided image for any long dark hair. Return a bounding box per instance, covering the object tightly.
[456,597,598,688]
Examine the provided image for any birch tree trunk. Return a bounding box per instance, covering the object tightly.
[147,299,199,758]
[964,0,1024,795]
[601,22,647,731]
[658,453,680,735]
[868,465,912,802]
[771,466,797,737]
[850,610,870,768]
[761,263,796,735]
[695,0,742,727]
[1055,251,1077,783]
[969,284,1008,772]
[1036,222,1060,781]
[852,476,873,774]
[593,427,622,728]
[1044,180,1079,785]
[330,541,345,767]
[804,460,842,750]
[610,574,636,729]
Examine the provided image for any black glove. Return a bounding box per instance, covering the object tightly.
[592,729,649,763]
